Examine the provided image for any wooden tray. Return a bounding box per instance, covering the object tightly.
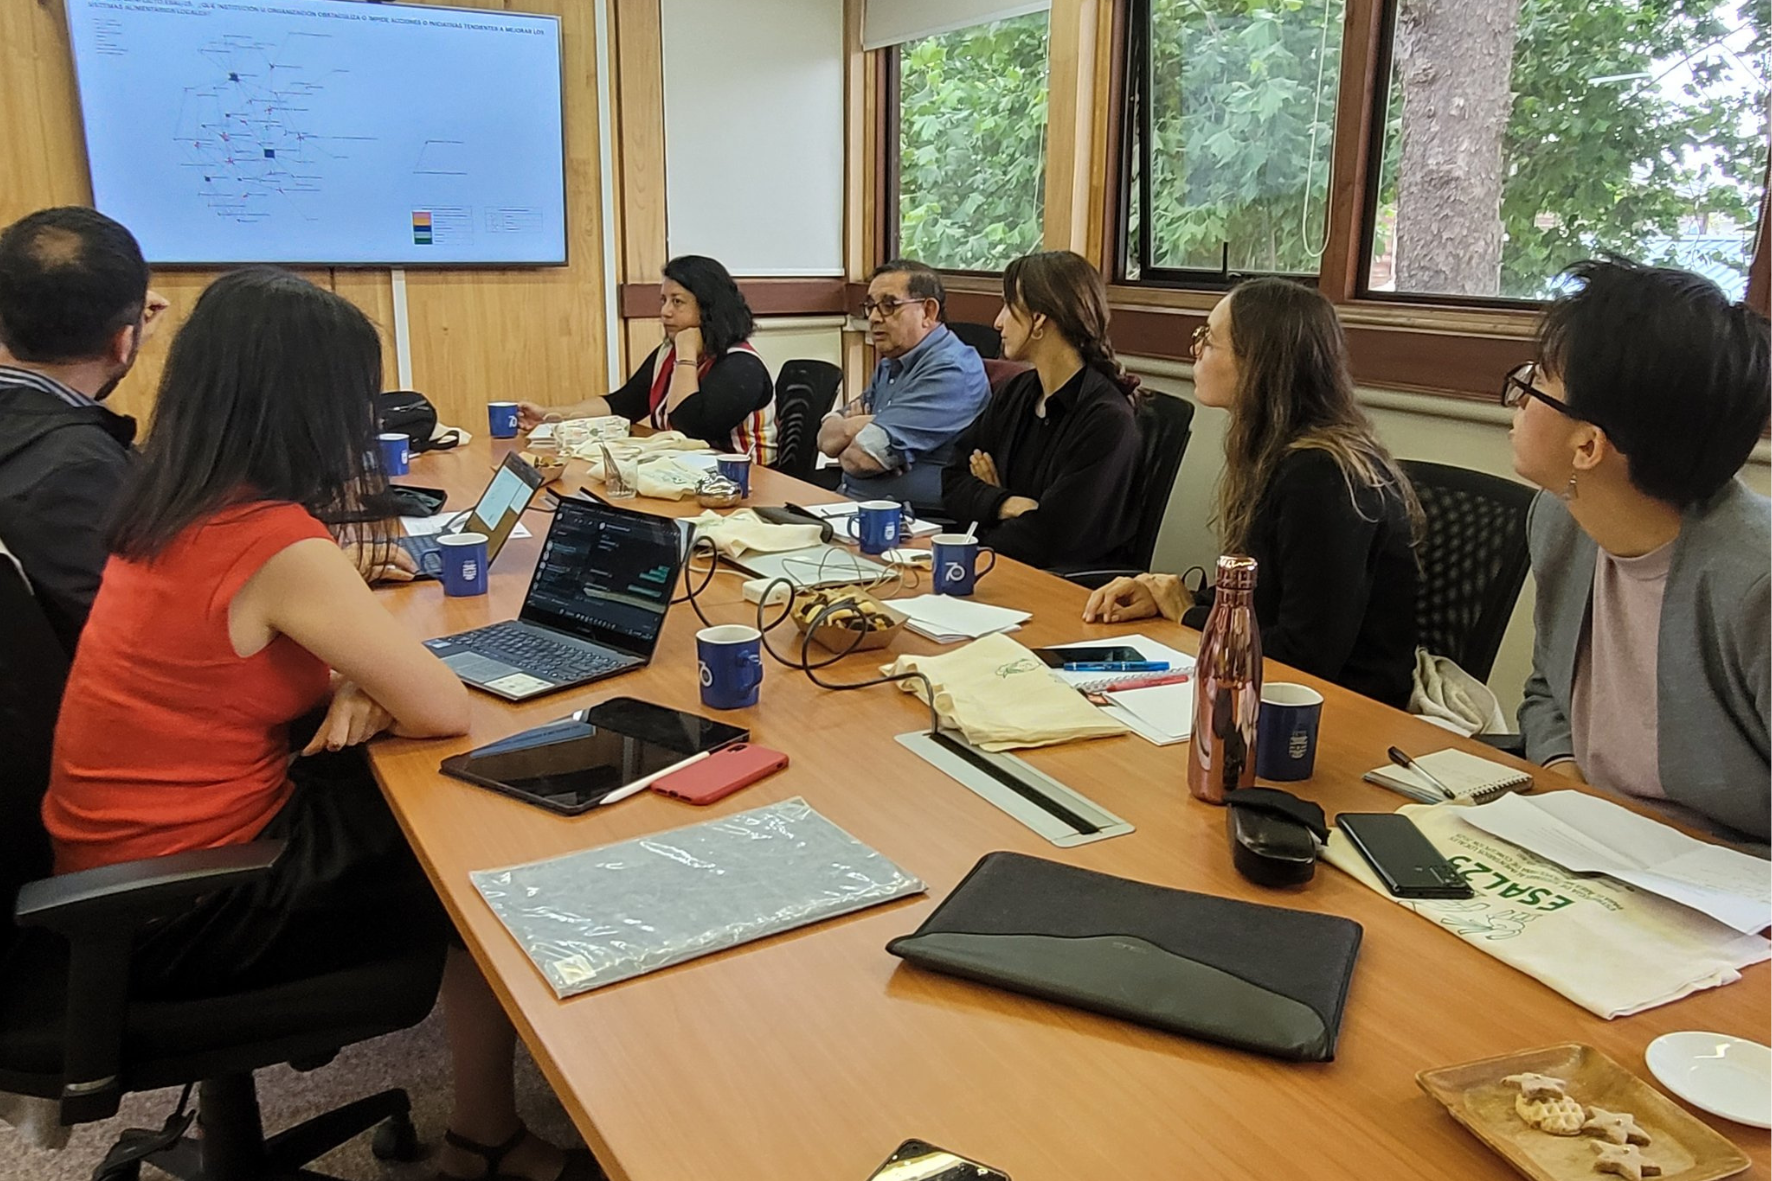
[790,589,906,653]
[1418,1043,1750,1181]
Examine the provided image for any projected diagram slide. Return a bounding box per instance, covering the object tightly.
[174,30,370,226]
[66,1,566,265]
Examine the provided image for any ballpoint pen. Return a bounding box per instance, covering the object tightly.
[1387,746,1455,801]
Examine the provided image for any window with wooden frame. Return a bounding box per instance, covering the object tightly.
[883,10,1053,273]
[1114,0,1769,310]
[1118,0,1348,287]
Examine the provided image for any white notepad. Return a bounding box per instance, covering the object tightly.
[1362,748,1534,804]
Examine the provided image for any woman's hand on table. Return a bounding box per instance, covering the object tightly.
[1083,573,1190,623]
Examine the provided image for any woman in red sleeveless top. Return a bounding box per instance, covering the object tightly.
[47,269,597,1181]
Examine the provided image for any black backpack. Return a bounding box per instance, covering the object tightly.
[376,390,462,453]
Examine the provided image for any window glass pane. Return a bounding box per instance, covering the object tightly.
[898,12,1049,271]
[1144,0,1346,274]
[1371,1,1769,300]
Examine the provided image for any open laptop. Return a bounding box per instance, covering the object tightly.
[423,497,686,701]
[399,452,547,579]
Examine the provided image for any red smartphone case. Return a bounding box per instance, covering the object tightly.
[650,743,788,804]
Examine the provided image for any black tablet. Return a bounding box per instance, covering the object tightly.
[440,697,748,815]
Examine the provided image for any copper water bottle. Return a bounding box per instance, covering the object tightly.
[1187,555,1262,804]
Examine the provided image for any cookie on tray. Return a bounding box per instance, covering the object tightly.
[1582,1107,1651,1146]
[1592,1141,1662,1180]
[1516,1094,1587,1136]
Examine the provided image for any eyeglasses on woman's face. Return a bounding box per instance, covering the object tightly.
[1501,362,1593,424]
[1191,324,1218,360]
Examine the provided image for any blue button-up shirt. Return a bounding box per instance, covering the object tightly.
[839,324,990,506]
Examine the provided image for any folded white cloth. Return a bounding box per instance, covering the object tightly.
[882,634,1128,751]
[683,509,825,558]
[1409,647,1508,736]
[1324,803,1771,1018]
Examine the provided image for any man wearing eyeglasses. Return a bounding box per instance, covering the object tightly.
[818,259,989,508]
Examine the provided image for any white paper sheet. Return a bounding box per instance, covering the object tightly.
[1461,792,1772,934]
[1103,682,1193,744]
[401,515,532,540]
[892,595,1030,643]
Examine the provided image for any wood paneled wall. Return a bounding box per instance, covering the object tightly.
[0,0,611,432]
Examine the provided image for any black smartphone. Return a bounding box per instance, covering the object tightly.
[866,1139,1010,1181]
[1336,812,1473,899]
[1032,644,1145,668]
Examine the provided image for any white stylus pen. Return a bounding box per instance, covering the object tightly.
[597,750,710,807]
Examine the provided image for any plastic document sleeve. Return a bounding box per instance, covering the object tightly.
[471,798,926,998]
[886,852,1363,1062]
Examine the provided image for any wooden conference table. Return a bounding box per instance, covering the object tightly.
[371,438,1769,1181]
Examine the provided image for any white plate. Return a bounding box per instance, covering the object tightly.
[1645,1031,1772,1129]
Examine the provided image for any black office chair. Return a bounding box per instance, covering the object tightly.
[948,321,1002,359]
[1400,459,1535,683]
[1052,391,1195,588]
[770,359,843,484]
[0,554,445,1181]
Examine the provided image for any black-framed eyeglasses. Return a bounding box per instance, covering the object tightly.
[860,296,929,319]
[1501,362,1593,424]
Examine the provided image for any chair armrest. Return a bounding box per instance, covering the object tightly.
[16,840,284,938]
[13,841,284,1125]
[1052,567,1142,591]
[1474,732,1527,759]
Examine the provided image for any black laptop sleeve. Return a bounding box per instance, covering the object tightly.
[885,852,1362,1062]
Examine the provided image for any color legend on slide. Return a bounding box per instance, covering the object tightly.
[412,210,433,245]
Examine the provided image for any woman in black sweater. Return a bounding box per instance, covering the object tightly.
[941,250,1141,568]
[1083,278,1420,707]
[517,255,776,460]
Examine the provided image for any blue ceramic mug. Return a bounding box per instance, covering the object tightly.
[487,402,520,439]
[931,533,996,596]
[716,453,753,498]
[697,624,764,710]
[842,500,905,555]
[1255,682,1324,781]
[378,431,411,477]
[435,532,489,597]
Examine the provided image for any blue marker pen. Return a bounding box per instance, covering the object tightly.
[1061,660,1170,673]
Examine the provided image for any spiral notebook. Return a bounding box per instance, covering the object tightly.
[1362,748,1534,804]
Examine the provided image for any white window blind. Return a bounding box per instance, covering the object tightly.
[862,0,1052,50]
[660,0,844,277]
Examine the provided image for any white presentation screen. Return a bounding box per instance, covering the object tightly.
[64,0,567,266]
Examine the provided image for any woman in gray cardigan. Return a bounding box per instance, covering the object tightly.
[1510,258,1770,848]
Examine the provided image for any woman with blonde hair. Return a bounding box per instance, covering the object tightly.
[1085,278,1421,707]
[941,250,1141,568]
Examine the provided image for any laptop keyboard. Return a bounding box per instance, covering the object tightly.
[447,624,625,683]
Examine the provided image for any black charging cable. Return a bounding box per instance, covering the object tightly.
[668,519,940,734]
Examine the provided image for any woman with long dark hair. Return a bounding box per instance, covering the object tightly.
[940,250,1142,568]
[47,269,599,1181]
[1085,278,1421,708]
[518,254,776,461]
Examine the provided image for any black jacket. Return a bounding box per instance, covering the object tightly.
[1183,448,1418,708]
[940,365,1140,568]
[0,368,135,654]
